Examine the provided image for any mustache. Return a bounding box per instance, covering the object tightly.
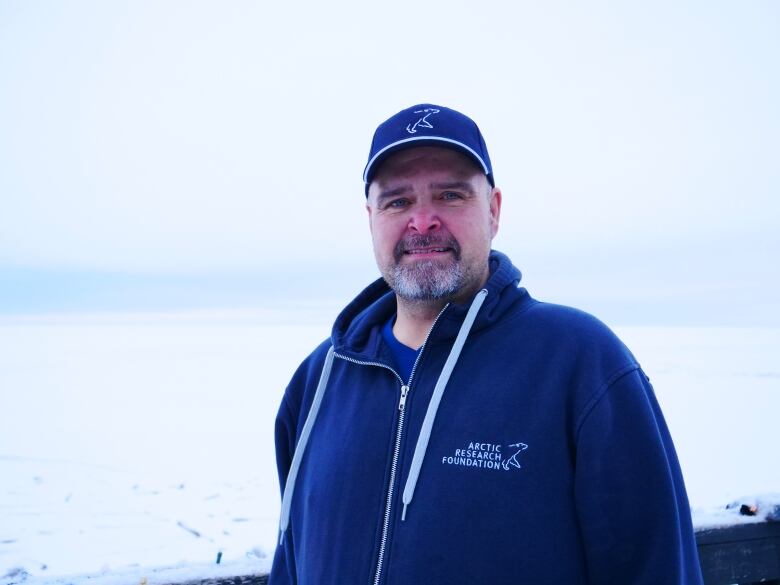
[393,234,461,262]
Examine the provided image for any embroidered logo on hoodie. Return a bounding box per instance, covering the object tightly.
[441,441,528,472]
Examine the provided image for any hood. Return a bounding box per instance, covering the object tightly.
[330,250,531,361]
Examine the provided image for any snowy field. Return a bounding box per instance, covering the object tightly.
[1,308,779,583]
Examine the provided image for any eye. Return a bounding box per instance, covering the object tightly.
[441,191,463,201]
[385,198,410,209]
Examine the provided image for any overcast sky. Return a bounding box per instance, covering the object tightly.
[1,1,778,324]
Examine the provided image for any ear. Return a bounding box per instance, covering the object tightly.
[489,187,502,238]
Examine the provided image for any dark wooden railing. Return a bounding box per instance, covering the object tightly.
[696,522,780,585]
[173,577,268,585]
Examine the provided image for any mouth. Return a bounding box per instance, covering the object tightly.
[403,246,453,256]
[393,235,461,263]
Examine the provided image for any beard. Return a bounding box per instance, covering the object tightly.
[382,234,465,301]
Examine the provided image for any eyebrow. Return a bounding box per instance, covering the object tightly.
[428,180,476,194]
[376,185,413,202]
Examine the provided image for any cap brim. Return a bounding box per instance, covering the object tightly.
[362,136,491,186]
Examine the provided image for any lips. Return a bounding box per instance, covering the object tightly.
[404,247,452,255]
[394,236,461,261]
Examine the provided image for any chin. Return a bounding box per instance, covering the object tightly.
[389,261,463,301]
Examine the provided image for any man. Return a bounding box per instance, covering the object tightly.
[270,104,704,584]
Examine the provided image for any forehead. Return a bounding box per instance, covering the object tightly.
[371,146,484,187]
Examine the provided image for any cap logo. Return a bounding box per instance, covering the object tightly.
[405,108,440,134]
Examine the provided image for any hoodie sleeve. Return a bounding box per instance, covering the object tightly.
[574,368,704,585]
[269,392,298,584]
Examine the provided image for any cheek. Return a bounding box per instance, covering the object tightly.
[370,220,400,255]
[451,213,486,238]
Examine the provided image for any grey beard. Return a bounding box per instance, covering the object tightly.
[389,258,464,301]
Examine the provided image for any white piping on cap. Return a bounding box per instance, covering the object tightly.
[363,136,489,183]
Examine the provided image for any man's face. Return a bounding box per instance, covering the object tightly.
[366,146,501,303]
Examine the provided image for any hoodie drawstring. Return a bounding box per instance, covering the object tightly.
[278,345,335,544]
[401,289,488,520]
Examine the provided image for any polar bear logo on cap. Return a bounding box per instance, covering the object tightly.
[406,108,440,134]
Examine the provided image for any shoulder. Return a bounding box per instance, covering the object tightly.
[524,300,613,333]
[509,300,631,353]
[512,300,640,384]
[282,337,333,419]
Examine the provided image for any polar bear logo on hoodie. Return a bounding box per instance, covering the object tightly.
[501,442,528,471]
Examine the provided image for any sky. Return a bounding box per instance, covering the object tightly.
[1,0,778,325]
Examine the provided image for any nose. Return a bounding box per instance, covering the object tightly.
[407,202,441,233]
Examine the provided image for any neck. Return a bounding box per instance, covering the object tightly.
[392,297,448,350]
[391,268,491,349]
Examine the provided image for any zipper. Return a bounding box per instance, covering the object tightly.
[336,303,449,585]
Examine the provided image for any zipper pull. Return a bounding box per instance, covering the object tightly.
[398,385,409,411]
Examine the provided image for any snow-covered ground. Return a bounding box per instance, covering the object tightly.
[1,309,779,583]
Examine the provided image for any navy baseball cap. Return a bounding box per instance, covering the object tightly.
[363,103,494,196]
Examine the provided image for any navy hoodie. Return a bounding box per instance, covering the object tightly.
[271,251,703,584]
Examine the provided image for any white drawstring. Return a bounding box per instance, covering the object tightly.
[278,345,335,544]
[401,289,488,520]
